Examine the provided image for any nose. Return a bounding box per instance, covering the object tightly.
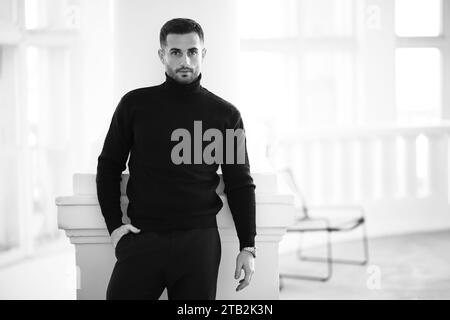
[181,53,192,66]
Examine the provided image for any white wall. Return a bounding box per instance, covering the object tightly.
[112,0,240,104]
[69,0,115,174]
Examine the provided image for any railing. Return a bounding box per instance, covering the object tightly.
[271,123,450,237]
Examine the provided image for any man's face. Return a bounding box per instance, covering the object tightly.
[158,32,206,84]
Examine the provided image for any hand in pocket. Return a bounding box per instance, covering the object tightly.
[111,224,141,248]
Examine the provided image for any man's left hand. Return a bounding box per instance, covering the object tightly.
[234,251,255,292]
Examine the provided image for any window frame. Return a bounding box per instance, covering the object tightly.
[238,0,450,126]
[239,0,359,128]
[0,0,78,265]
[394,0,449,123]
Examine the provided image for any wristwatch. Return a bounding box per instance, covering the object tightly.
[241,246,257,258]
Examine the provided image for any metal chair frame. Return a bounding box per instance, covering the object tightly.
[278,168,370,287]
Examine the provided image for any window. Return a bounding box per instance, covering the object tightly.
[395,0,441,37]
[395,0,444,125]
[0,0,79,259]
[25,45,72,243]
[25,0,81,30]
[238,0,357,131]
[1,0,114,262]
[238,0,298,39]
[238,51,299,127]
[395,48,441,124]
[238,0,449,130]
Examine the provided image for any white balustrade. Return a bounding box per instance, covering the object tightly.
[274,124,450,237]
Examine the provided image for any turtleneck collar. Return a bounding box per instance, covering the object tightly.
[163,72,202,94]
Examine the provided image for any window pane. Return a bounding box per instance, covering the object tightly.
[239,51,298,124]
[238,0,298,38]
[25,0,46,29]
[395,0,441,37]
[395,48,441,124]
[25,0,77,30]
[0,46,20,252]
[25,46,71,242]
[26,47,45,125]
[300,51,355,126]
[0,0,14,22]
[238,51,299,171]
[300,0,354,37]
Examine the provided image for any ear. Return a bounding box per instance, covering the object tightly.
[158,48,165,64]
[202,48,207,59]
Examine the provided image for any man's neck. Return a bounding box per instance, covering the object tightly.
[164,72,202,94]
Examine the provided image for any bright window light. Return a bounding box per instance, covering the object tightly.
[26,46,42,125]
[237,0,298,38]
[239,51,294,120]
[395,0,441,37]
[25,0,47,30]
[301,0,354,37]
[395,48,441,124]
[302,51,355,125]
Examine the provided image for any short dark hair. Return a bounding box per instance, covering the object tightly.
[160,18,204,48]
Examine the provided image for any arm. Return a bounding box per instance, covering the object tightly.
[221,109,257,251]
[96,93,134,235]
[221,108,257,292]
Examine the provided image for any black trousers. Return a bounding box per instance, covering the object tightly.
[106,227,221,300]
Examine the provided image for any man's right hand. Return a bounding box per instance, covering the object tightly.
[111,224,141,248]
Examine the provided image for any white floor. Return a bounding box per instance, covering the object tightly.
[1,231,449,300]
[279,230,450,299]
[0,239,76,300]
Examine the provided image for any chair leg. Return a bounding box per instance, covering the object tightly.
[298,223,369,266]
[280,230,332,284]
[295,218,329,259]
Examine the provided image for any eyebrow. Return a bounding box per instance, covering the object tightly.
[169,47,199,52]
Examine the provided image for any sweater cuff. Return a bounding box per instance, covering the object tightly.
[239,234,256,251]
[105,217,123,236]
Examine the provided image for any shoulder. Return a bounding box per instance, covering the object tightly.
[120,84,163,103]
[200,87,242,119]
[115,85,164,116]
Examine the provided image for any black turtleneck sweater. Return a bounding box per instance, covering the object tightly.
[96,73,256,251]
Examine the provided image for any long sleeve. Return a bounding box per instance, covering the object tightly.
[221,109,256,251]
[96,93,134,235]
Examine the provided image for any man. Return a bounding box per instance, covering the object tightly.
[96,18,256,300]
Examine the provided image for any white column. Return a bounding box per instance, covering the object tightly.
[380,136,397,199]
[404,134,418,198]
[359,136,376,200]
[428,133,448,197]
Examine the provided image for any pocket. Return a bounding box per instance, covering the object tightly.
[115,233,131,255]
[115,233,141,261]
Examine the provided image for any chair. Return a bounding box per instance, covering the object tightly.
[278,167,369,286]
